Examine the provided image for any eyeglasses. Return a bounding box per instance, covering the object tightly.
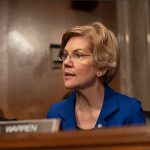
[59,50,93,62]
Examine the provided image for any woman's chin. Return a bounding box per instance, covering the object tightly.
[64,83,75,89]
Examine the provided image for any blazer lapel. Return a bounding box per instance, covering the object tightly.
[57,91,77,130]
[96,86,119,128]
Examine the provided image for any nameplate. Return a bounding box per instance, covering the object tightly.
[0,119,60,134]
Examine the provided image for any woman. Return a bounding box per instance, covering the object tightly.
[47,22,146,130]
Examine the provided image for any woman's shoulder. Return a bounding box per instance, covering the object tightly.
[47,100,67,118]
[106,86,143,113]
[114,91,144,120]
[116,92,146,124]
[47,91,76,118]
[106,86,141,106]
[116,91,141,106]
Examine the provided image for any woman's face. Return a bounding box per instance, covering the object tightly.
[62,36,99,90]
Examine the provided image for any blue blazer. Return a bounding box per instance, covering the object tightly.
[47,86,146,130]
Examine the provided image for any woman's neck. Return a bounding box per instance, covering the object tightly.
[75,82,105,130]
[76,82,105,110]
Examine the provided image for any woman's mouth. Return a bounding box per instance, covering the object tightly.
[64,72,75,76]
[64,72,76,79]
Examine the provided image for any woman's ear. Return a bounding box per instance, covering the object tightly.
[96,68,107,77]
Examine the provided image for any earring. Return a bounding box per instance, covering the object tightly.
[96,71,101,77]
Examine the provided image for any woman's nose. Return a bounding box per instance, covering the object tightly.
[63,55,74,67]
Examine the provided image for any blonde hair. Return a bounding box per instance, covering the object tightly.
[61,22,120,84]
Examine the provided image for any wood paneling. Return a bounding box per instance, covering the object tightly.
[0,0,119,120]
[0,0,9,116]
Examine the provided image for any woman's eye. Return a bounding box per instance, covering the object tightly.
[62,53,68,57]
[74,53,82,58]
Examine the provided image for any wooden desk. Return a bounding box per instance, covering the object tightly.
[0,125,150,150]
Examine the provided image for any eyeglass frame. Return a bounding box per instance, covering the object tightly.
[59,49,93,62]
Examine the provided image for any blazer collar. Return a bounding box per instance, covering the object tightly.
[57,86,119,129]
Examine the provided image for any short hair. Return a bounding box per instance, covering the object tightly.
[60,22,120,85]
